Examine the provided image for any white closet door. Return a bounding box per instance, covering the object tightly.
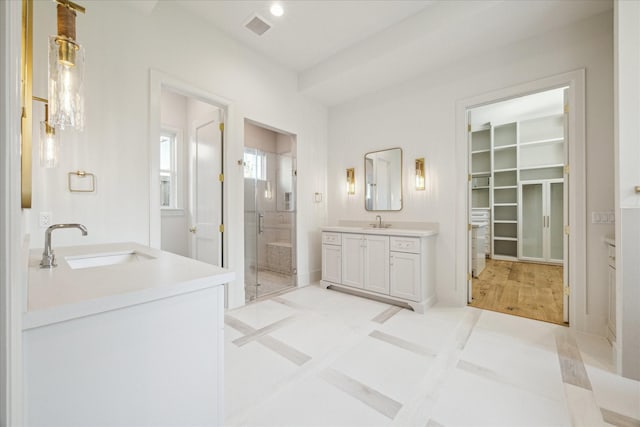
[521,182,544,259]
[549,182,564,262]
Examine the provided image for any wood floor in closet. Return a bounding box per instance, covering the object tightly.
[470,258,566,325]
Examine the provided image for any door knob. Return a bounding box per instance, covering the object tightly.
[189,226,197,233]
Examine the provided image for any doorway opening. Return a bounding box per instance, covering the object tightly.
[467,87,569,325]
[243,120,297,302]
[158,87,224,267]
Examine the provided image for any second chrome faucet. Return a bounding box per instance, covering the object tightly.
[40,224,88,268]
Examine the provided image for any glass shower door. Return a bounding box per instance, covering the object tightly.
[243,146,296,302]
[243,147,260,301]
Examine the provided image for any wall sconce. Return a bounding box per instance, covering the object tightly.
[264,180,273,200]
[346,168,355,195]
[415,158,425,190]
[49,0,86,130]
[33,96,59,168]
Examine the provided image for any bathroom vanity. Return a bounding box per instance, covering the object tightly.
[23,242,234,427]
[320,226,437,313]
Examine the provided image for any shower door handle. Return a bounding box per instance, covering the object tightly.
[258,213,264,234]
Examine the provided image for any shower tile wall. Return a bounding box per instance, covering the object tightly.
[259,211,294,273]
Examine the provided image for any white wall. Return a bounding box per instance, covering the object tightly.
[328,11,613,335]
[614,0,640,380]
[27,1,328,308]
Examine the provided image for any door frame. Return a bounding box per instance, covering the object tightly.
[149,70,232,303]
[456,69,586,330]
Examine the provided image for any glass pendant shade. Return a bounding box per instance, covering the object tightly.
[48,35,85,130]
[40,121,59,168]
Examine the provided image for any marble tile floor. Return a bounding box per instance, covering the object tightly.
[245,269,294,302]
[225,285,640,427]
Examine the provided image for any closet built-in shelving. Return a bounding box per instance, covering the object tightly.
[470,113,565,262]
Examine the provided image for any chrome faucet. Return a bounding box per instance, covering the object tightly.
[375,215,383,228]
[40,224,88,268]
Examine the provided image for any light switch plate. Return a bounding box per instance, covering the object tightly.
[591,211,615,224]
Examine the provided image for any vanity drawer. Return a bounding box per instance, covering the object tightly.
[322,232,342,246]
[390,236,421,253]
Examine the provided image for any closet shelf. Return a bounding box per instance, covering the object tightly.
[519,137,563,146]
[493,144,517,150]
[494,168,517,173]
[494,236,518,242]
[494,203,517,206]
[494,185,517,189]
[519,163,564,171]
[472,149,490,154]
[494,220,517,224]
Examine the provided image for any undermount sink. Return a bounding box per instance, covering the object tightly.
[65,250,155,269]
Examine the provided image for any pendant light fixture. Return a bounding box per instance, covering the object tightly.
[33,96,59,168]
[48,0,86,130]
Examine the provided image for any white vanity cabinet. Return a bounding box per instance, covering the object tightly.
[341,233,390,293]
[321,232,342,284]
[321,227,437,313]
[23,243,235,427]
[389,237,421,301]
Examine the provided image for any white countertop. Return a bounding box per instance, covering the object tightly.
[24,242,235,330]
[321,226,438,237]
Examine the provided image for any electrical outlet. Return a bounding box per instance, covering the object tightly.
[39,212,52,228]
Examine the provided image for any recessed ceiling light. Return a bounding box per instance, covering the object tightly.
[270,3,284,17]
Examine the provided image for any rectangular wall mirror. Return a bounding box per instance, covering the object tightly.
[364,147,402,211]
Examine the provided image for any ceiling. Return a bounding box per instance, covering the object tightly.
[139,0,613,106]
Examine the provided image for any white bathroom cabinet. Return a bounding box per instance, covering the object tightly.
[23,243,234,427]
[321,227,437,313]
[321,232,342,284]
[341,233,390,294]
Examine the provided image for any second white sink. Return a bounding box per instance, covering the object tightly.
[65,250,155,269]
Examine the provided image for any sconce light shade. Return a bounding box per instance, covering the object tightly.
[346,168,355,195]
[48,35,85,130]
[39,120,59,168]
[415,158,425,190]
[48,1,86,130]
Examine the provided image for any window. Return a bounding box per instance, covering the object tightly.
[160,131,178,208]
[243,149,267,181]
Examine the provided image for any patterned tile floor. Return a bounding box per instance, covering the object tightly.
[225,285,640,426]
[245,269,294,302]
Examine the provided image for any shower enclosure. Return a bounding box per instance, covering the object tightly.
[243,141,296,302]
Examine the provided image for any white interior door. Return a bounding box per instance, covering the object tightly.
[191,118,222,266]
